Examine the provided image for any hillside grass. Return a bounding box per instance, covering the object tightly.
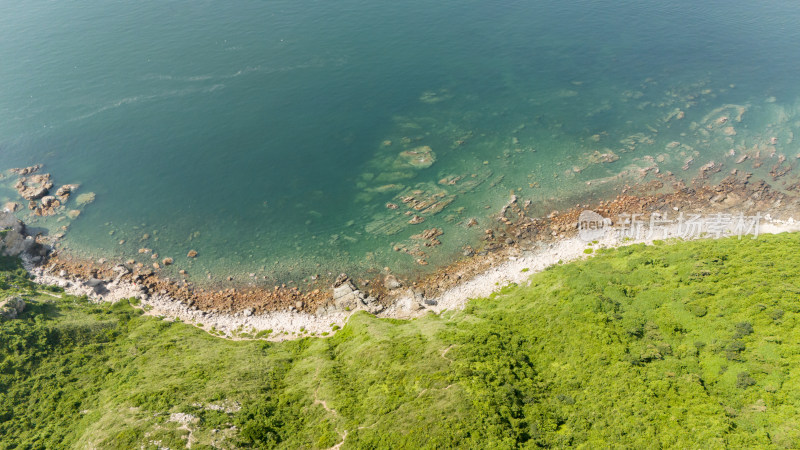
[1,233,800,448]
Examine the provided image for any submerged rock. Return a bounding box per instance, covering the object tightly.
[419,89,452,104]
[411,227,443,246]
[395,146,436,169]
[75,192,96,206]
[588,150,620,164]
[9,165,41,176]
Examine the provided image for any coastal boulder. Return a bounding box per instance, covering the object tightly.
[86,278,110,295]
[19,185,49,201]
[332,279,361,310]
[0,212,24,234]
[0,212,50,260]
[363,296,385,314]
[55,184,80,201]
[40,196,56,207]
[384,275,402,290]
[35,196,62,216]
[332,274,373,311]
[398,290,424,313]
[3,202,20,213]
[3,230,35,257]
[0,296,25,320]
[14,173,53,201]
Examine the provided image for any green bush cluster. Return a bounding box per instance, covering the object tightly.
[1,233,800,448]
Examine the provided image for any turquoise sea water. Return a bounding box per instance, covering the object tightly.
[2,1,800,284]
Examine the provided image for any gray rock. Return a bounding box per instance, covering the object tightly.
[332,280,356,300]
[334,291,362,311]
[2,231,36,257]
[398,289,426,312]
[410,289,425,303]
[86,278,109,295]
[0,213,50,260]
[113,265,131,278]
[333,277,366,310]
[0,212,24,233]
[400,296,423,312]
[384,275,402,290]
[0,296,25,320]
[86,278,105,287]
[367,303,385,314]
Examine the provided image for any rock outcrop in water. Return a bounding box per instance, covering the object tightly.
[6,166,88,219]
[395,145,436,169]
[14,173,53,201]
[55,184,80,202]
[9,165,42,176]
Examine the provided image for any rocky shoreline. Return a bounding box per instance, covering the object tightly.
[5,166,800,340]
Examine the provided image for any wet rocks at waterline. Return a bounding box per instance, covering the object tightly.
[0,212,51,263]
[331,274,384,314]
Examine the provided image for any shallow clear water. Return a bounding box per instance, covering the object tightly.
[2,0,800,284]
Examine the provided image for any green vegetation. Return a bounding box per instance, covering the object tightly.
[2,234,800,448]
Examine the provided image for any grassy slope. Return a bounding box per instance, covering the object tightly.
[1,233,800,449]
